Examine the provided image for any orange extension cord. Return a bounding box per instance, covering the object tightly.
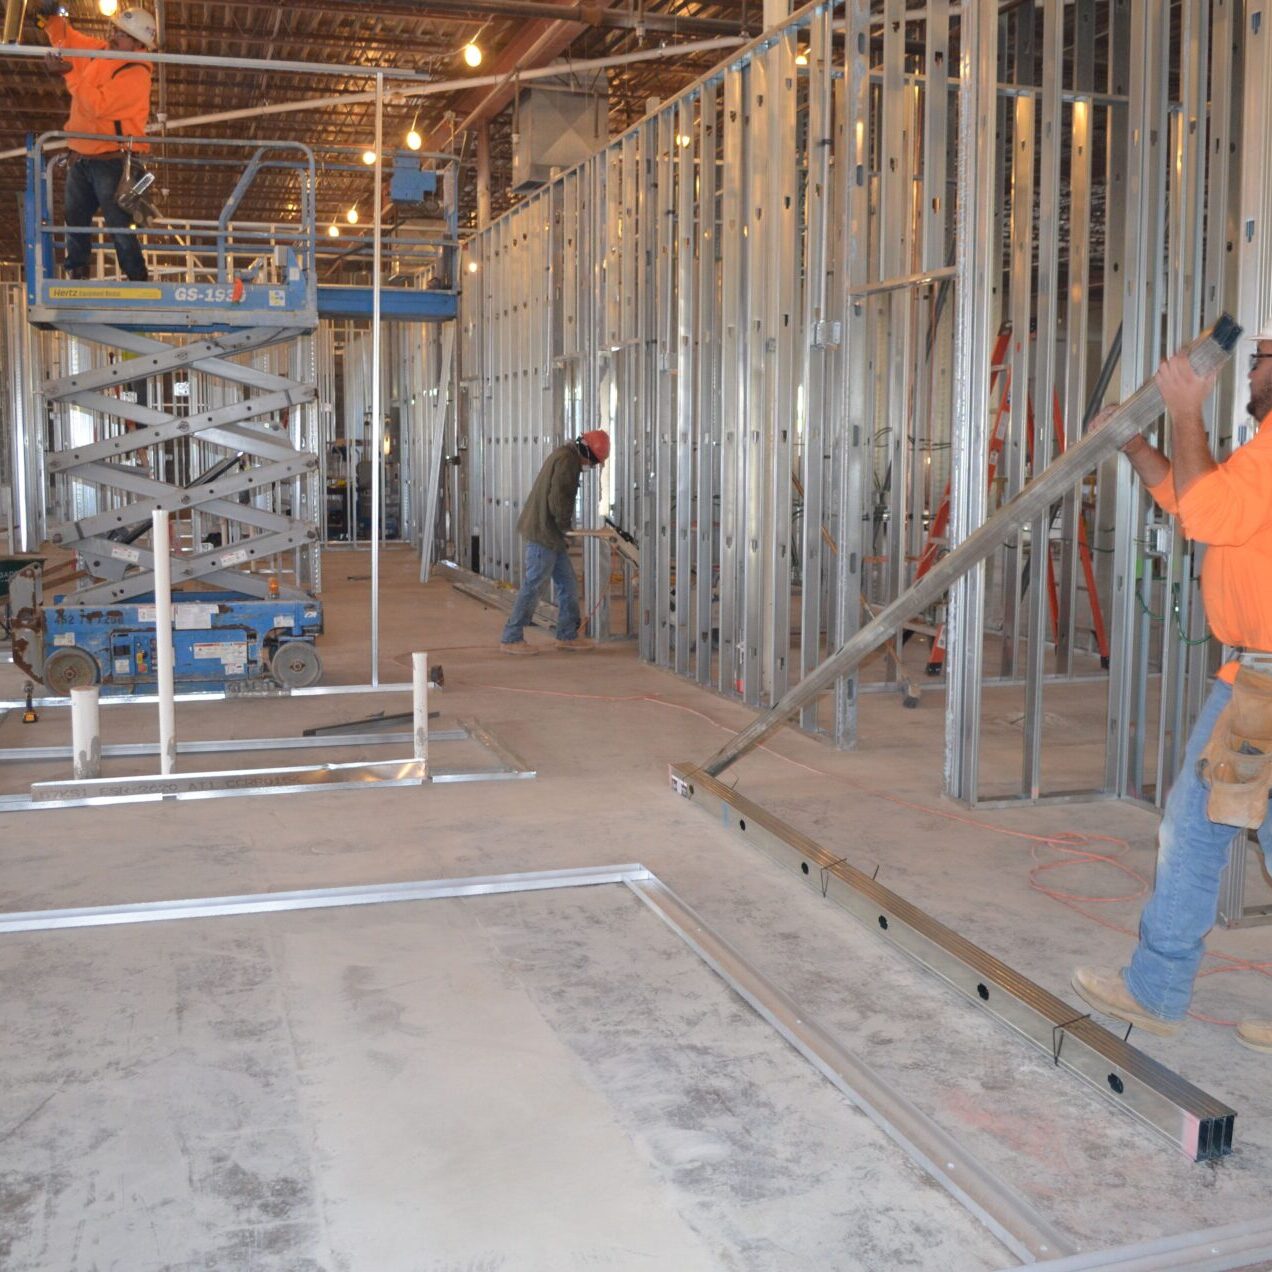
[474,681,1272,1028]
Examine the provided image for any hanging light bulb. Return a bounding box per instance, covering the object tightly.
[361,149,377,166]
[406,128,422,151]
[98,0,119,15]
[794,49,809,66]
[462,41,482,67]
[346,206,359,225]
[327,223,340,238]
[466,259,479,274]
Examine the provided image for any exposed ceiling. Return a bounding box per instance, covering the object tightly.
[0,0,755,266]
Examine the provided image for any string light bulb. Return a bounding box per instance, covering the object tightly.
[346,205,359,225]
[462,41,482,67]
[466,259,479,274]
[795,49,809,66]
[361,149,377,166]
[406,128,422,151]
[327,223,340,238]
[98,0,118,15]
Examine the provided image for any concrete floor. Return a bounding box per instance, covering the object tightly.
[2,548,1270,1270]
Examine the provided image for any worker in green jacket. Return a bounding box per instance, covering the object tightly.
[501,430,611,655]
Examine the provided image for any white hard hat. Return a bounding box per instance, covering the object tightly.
[112,7,157,48]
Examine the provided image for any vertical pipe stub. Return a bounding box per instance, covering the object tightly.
[412,651,429,770]
[69,684,101,780]
[151,509,177,775]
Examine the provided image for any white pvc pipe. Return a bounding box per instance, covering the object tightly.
[412,652,429,767]
[69,685,101,779]
[1,39,434,80]
[151,510,176,775]
[370,71,384,688]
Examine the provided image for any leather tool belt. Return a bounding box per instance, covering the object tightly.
[1198,655,1272,830]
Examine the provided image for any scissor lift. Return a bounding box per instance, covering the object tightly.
[12,136,326,692]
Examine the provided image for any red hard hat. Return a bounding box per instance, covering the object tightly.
[581,429,610,464]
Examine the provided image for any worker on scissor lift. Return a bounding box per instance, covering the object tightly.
[1073,323,1272,1055]
[34,0,156,282]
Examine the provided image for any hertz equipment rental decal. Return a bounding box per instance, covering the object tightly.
[48,285,163,300]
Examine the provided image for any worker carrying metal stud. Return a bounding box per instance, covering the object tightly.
[500,430,610,656]
[1073,322,1272,1055]
[34,0,156,281]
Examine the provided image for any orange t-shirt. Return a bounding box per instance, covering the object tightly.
[44,16,151,156]
[1146,411,1272,682]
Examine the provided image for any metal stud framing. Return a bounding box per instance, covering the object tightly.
[456,1,1252,804]
[3,4,1260,807]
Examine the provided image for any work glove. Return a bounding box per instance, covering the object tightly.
[43,51,73,75]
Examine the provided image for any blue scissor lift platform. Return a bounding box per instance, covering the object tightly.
[15,133,457,693]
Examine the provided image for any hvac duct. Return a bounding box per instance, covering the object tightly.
[511,85,608,192]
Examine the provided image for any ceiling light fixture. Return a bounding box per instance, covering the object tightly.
[462,41,482,68]
[406,128,422,151]
[795,49,809,66]
[346,206,359,225]
[328,223,340,238]
[466,259,479,274]
[98,0,118,15]
[362,149,377,166]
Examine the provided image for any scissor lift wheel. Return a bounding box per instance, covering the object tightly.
[43,647,101,694]
[270,641,322,689]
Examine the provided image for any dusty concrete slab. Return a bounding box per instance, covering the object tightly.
[1,548,1270,1268]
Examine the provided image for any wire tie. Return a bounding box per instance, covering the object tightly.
[819,855,851,898]
[1051,1013,1091,1066]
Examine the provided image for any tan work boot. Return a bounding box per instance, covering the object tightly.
[1235,1020,1272,1053]
[500,641,538,656]
[555,635,595,651]
[1070,967,1181,1037]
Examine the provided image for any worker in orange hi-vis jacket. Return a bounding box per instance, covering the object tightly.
[1073,330,1272,1055]
[34,1,156,281]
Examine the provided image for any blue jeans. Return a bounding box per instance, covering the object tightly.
[64,155,149,281]
[501,542,580,643]
[1126,680,1272,1021]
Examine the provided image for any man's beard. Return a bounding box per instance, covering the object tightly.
[1247,387,1272,423]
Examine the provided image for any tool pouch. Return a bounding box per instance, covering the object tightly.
[1198,664,1272,830]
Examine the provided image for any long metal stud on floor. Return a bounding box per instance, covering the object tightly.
[0,732,464,763]
[0,681,443,711]
[627,874,1072,1264]
[0,862,1073,1263]
[0,720,534,811]
[669,762,1237,1163]
[1037,1213,1272,1271]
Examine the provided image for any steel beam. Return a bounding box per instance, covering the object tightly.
[669,762,1237,1163]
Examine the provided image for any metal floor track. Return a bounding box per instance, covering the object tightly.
[670,762,1236,1163]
